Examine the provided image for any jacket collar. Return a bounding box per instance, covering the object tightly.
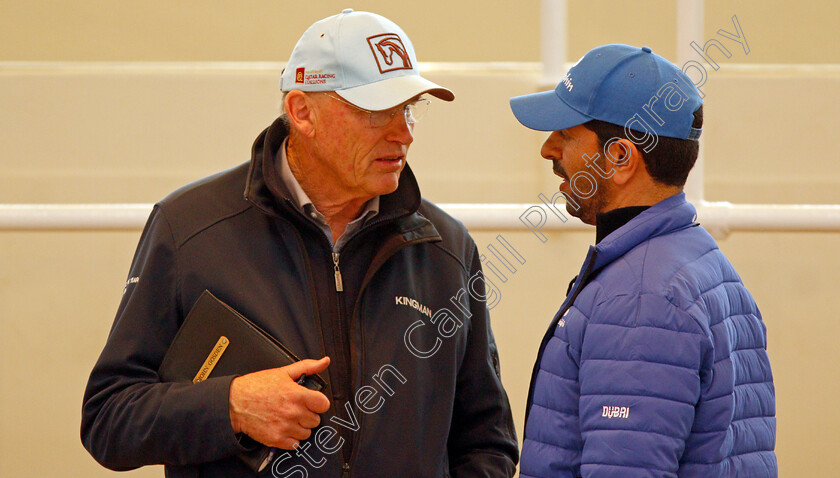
[244,116,424,224]
[590,192,698,273]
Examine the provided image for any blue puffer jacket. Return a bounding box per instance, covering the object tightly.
[520,194,776,478]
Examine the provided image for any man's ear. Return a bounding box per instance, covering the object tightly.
[606,138,642,186]
[284,90,317,137]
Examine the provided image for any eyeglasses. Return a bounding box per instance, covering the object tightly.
[322,92,431,128]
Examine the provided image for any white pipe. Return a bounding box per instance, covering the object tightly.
[2,203,839,238]
[676,0,705,67]
[676,0,706,203]
[0,204,153,230]
[540,0,568,89]
[695,201,840,238]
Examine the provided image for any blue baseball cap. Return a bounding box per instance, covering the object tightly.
[510,44,703,140]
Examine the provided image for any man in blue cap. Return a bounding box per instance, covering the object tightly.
[510,44,777,477]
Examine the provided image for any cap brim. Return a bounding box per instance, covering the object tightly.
[336,75,454,111]
[509,90,592,132]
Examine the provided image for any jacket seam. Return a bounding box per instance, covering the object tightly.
[733,378,774,387]
[712,313,763,333]
[687,427,729,435]
[583,321,707,338]
[430,241,470,274]
[680,457,725,465]
[732,415,776,423]
[530,402,578,417]
[523,434,580,452]
[727,449,776,457]
[665,246,719,291]
[583,428,687,443]
[581,391,698,408]
[704,381,774,402]
[581,357,701,372]
[588,289,708,340]
[580,461,671,472]
[579,461,674,473]
[729,344,769,354]
[693,279,749,305]
[713,346,771,365]
[534,366,577,382]
[172,203,254,248]
[154,205,182,317]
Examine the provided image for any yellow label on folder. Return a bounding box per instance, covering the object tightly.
[193,336,229,383]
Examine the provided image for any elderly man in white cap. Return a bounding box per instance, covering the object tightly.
[82,9,518,478]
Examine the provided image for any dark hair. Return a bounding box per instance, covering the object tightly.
[582,105,703,187]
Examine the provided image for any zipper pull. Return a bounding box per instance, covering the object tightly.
[332,252,344,292]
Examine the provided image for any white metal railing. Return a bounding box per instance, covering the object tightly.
[1,202,839,239]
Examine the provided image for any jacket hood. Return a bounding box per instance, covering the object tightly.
[244,116,423,221]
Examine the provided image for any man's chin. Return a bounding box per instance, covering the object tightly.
[565,204,596,226]
[370,176,401,197]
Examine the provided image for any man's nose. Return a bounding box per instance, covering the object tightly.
[540,139,556,160]
[386,112,415,144]
[540,131,563,160]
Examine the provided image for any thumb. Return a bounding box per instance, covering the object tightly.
[305,389,332,414]
[284,356,330,381]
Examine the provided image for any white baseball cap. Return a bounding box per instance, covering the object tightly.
[280,9,454,111]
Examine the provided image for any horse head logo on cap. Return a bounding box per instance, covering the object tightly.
[367,33,413,73]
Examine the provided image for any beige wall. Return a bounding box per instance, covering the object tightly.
[2,0,840,64]
[1,1,839,477]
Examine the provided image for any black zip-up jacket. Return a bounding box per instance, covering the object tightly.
[81,117,519,477]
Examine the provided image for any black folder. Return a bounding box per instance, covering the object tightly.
[158,290,326,473]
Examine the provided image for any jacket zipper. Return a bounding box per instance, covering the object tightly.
[342,234,441,475]
[323,217,438,477]
[332,252,344,292]
[330,250,354,472]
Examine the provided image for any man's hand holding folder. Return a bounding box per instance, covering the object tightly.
[156,290,330,473]
[229,357,331,450]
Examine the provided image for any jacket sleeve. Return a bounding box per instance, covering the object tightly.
[80,206,248,470]
[447,247,519,477]
[576,293,714,477]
